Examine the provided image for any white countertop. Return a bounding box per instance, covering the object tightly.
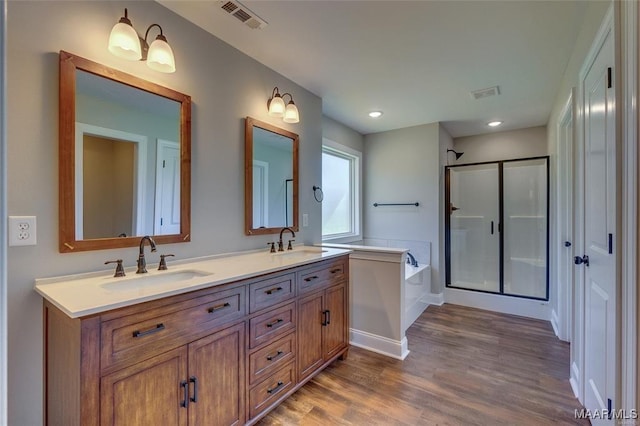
[35,246,351,319]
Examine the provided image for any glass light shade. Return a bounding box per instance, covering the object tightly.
[108,22,142,61]
[283,101,300,123]
[268,95,286,117]
[146,38,176,73]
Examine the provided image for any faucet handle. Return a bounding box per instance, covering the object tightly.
[105,259,126,277]
[287,239,295,250]
[158,254,175,270]
[267,242,276,253]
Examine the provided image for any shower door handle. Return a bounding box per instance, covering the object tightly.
[490,221,494,235]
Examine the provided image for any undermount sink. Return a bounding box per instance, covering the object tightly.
[101,269,212,291]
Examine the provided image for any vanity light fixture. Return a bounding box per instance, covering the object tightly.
[268,87,300,123]
[368,111,383,118]
[108,8,176,73]
[487,121,503,127]
[446,149,464,160]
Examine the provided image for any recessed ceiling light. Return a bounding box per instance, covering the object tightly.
[368,111,383,118]
[487,121,503,127]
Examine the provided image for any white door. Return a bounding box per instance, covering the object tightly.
[154,140,180,235]
[252,160,269,228]
[580,10,617,422]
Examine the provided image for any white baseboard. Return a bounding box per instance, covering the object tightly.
[424,292,444,306]
[550,309,560,338]
[570,361,582,402]
[349,329,409,360]
[444,288,551,320]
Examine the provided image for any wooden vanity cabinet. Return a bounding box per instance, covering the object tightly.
[101,321,246,426]
[296,258,349,381]
[43,255,349,426]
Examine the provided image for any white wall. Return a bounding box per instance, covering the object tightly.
[6,2,323,424]
[363,123,442,293]
[322,116,364,154]
[452,126,548,164]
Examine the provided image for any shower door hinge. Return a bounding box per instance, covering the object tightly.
[608,233,613,254]
[607,67,612,88]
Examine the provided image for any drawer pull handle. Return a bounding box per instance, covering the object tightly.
[189,376,198,403]
[330,268,342,274]
[207,302,231,313]
[322,310,331,326]
[304,275,319,282]
[265,286,283,295]
[132,323,165,338]
[266,318,284,328]
[180,380,189,408]
[267,381,284,394]
[266,350,284,361]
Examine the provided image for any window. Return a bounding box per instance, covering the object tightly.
[322,140,361,241]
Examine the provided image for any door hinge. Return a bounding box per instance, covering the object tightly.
[163,160,166,168]
[608,233,613,254]
[607,67,612,88]
[160,218,163,226]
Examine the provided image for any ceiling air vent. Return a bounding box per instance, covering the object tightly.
[470,86,500,100]
[217,0,267,30]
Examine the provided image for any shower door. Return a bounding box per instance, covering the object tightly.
[445,157,549,300]
[447,163,500,293]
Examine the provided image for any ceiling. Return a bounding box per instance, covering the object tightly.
[159,0,589,138]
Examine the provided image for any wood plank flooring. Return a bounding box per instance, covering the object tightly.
[257,304,588,425]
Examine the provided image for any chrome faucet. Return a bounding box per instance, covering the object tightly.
[278,227,296,251]
[406,252,418,267]
[136,236,157,274]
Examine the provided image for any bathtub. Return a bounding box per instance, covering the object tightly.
[321,240,431,360]
[404,263,431,331]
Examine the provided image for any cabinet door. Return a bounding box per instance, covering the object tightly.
[297,291,324,380]
[324,283,348,359]
[188,322,245,426]
[101,347,188,426]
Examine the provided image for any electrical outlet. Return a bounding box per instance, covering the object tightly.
[9,216,37,246]
[302,213,309,227]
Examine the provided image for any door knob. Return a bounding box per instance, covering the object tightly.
[574,255,589,267]
[564,241,572,247]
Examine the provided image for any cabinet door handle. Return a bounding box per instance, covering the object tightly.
[207,302,231,313]
[321,310,329,326]
[326,309,331,325]
[304,275,319,282]
[189,376,198,403]
[266,318,284,328]
[180,380,189,408]
[266,350,284,361]
[330,268,341,274]
[132,323,165,338]
[267,381,284,394]
[265,286,283,295]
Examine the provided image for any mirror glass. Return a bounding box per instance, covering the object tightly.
[59,51,191,252]
[245,117,299,235]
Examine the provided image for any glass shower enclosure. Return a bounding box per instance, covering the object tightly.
[445,156,549,300]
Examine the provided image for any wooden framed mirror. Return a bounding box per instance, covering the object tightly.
[59,51,191,253]
[245,117,299,235]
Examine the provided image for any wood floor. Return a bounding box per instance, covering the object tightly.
[257,303,588,425]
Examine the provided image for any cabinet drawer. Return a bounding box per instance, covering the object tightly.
[249,332,295,386]
[249,302,296,349]
[249,273,295,313]
[249,362,295,420]
[297,258,347,294]
[101,286,245,369]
